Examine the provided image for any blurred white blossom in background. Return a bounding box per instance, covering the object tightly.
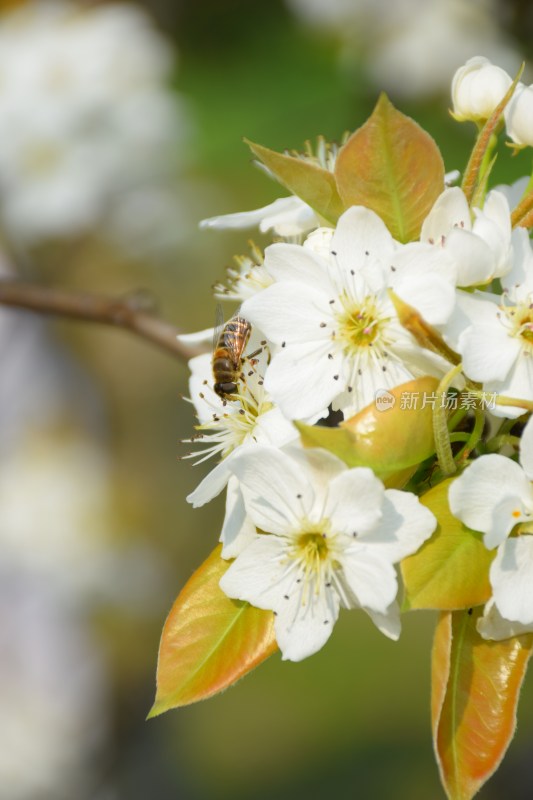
[0,240,169,797]
[0,0,188,249]
[287,0,522,99]
[0,572,110,800]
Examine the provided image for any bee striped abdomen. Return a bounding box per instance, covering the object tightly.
[212,316,251,399]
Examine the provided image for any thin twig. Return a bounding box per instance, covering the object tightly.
[0,279,203,363]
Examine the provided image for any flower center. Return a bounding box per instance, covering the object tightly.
[295,531,330,564]
[336,296,388,354]
[500,299,533,352]
[186,374,271,464]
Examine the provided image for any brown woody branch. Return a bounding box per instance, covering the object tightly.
[0,279,203,363]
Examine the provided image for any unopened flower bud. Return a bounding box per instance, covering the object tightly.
[505,83,533,147]
[451,56,512,123]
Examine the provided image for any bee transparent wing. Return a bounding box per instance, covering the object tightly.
[212,303,225,353]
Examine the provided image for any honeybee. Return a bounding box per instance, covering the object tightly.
[212,307,252,399]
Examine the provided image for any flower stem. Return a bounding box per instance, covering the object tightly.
[455,405,485,465]
[484,434,521,453]
[433,363,464,476]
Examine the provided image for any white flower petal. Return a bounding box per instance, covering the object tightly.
[227,446,314,534]
[177,327,214,345]
[188,353,220,424]
[448,455,533,548]
[186,456,233,507]
[502,227,533,296]
[446,227,495,286]
[365,601,402,641]
[338,350,414,419]
[393,273,457,325]
[362,490,436,562]
[200,196,316,236]
[220,533,287,607]
[421,187,471,243]
[491,537,533,625]
[252,406,297,448]
[220,475,257,558]
[493,177,529,211]
[241,282,332,346]
[459,323,520,383]
[388,336,450,383]
[465,188,512,282]
[303,227,335,261]
[443,289,500,349]
[490,352,533,417]
[477,597,533,640]
[389,242,458,323]
[263,341,342,420]
[339,546,398,613]
[258,199,318,237]
[324,468,384,535]
[331,206,395,280]
[275,590,340,662]
[282,444,347,518]
[264,242,332,294]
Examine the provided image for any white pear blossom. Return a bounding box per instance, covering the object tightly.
[213,243,274,302]
[184,350,297,557]
[0,1,185,243]
[241,205,457,421]
[447,227,533,417]
[421,186,513,286]
[219,445,436,661]
[505,82,533,147]
[451,56,513,123]
[449,416,533,639]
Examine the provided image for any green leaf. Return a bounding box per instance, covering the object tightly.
[401,479,494,611]
[148,545,277,716]
[245,139,344,224]
[334,94,445,242]
[432,609,533,800]
[296,376,438,479]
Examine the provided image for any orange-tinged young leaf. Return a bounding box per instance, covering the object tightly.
[334,94,445,242]
[389,290,461,365]
[432,609,533,800]
[402,479,493,611]
[297,376,438,479]
[245,139,344,224]
[149,545,277,716]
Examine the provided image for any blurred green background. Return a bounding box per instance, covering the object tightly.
[4,0,533,798]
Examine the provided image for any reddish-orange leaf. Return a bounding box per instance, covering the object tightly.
[149,545,278,716]
[432,609,533,800]
[334,94,444,242]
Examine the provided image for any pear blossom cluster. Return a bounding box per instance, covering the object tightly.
[182,56,533,661]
